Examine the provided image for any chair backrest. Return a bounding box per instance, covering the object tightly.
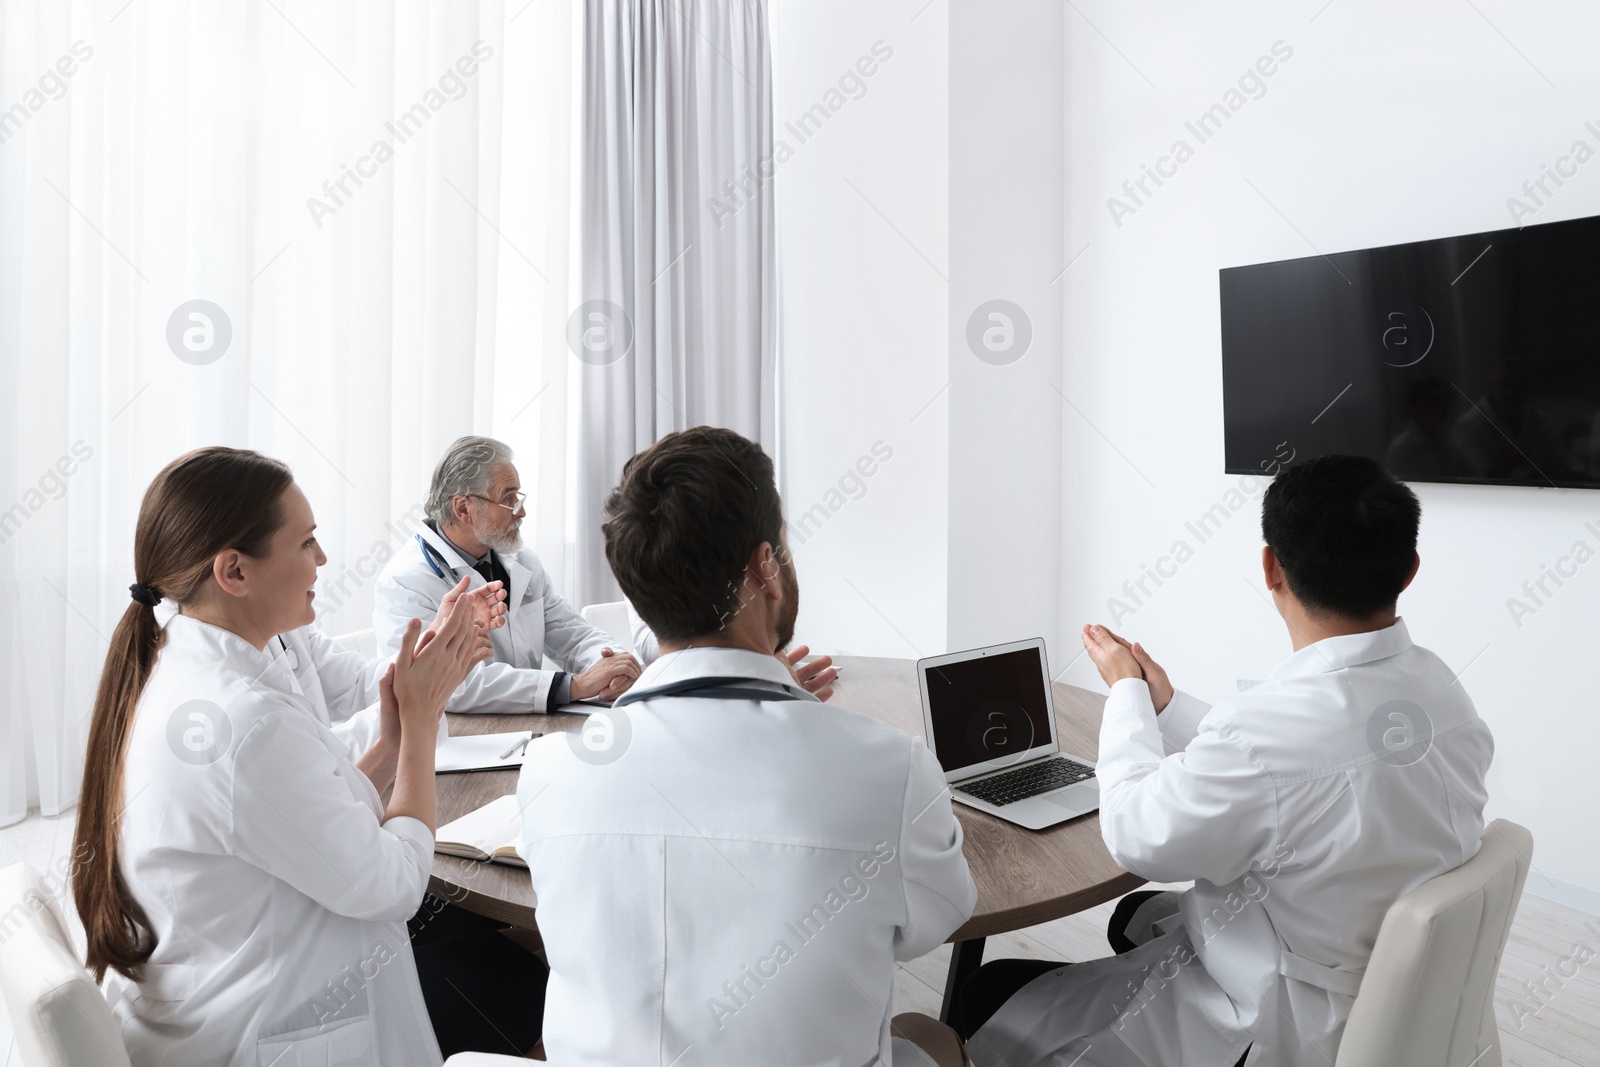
[1335,819,1533,1067]
[331,626,377,658]
[580,601,634,652]
[0,861,131,1067]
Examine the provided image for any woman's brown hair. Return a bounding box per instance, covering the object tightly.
[72,447,294,982]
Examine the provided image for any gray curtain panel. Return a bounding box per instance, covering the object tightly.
[575,0,777,608]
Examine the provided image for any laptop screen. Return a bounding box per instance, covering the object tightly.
[923,646,1055,775]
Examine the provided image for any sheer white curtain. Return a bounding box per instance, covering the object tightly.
[572,0,776,607]
[0,0,577,826]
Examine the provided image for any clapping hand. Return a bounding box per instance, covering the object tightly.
[392,605,486,733]
[779,645,837,702]
[1080,623,1173,713]
[423,575,501,663]
[432,574,508,636]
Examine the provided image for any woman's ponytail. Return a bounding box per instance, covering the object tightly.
[72,600,163,980]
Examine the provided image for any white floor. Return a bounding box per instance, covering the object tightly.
[4,810,1595,1066]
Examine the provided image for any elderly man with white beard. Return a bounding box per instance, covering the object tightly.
[374,435,643,712]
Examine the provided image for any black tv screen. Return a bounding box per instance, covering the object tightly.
[1219,213,1600,489]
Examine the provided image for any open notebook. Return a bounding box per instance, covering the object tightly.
[434,794,526,868]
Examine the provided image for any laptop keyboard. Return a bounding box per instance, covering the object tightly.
[957,757,1095,807]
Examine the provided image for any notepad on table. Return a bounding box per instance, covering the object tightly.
[434,731,540,773]
[434,794,526,867]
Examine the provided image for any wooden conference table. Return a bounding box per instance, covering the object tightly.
[429,654,1145,1020]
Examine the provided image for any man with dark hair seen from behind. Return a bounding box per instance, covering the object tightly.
[959,455,1494,1067]
[513,426,977,1066]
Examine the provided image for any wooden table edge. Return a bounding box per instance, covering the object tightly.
[949,870,1146,942]
[430,867,1151,944]
[428,871,538,929]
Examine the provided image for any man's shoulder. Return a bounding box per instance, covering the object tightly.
[1206,642,1482,770]
[754,699,927,795]
[375,530,431,585]
[803,697,920,751]
[780,697,921,755]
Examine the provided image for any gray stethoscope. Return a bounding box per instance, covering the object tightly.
[613,676,808,707]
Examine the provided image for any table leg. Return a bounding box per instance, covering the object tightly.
[939,936,986,1026]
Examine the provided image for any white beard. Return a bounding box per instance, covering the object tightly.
[475,519,522,555]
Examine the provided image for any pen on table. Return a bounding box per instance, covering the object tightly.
[498,732,541,759]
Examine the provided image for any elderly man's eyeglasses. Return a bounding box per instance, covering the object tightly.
[468,492,527,514]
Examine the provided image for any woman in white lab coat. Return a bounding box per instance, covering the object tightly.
[261,583,553,1059]
[70,447,522,1067]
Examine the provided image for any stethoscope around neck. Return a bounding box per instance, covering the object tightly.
[418,534,458,581]
[613,675,808,707]
[414,533,519,662]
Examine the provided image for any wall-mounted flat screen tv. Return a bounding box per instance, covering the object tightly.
[1219,212,1600,489]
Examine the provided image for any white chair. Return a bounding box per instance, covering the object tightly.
[331,626,378,658]
[1334,818,1533,1067]
[580,600,634,653]
[0,861,131,1067]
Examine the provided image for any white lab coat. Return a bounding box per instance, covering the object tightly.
[108,613,441,1067]
[514,647,978,1067]
[969,620,1494,1067]
[263,624,463,759]
[373,522,621,712]
[268,625,385,757]
[155,600,404,760]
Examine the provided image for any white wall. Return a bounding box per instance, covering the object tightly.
[1058,0,1600,909]
[772,0,950,659]
[948,1,1065,660]
[773,0,1066,665]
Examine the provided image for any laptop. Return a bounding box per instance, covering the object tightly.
[917,638,1100,831]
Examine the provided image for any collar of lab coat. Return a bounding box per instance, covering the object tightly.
[417,520,486,575]
[160,611,299,692]
[414,520,532,612]
[427,519,489,567]
[1266,617,1413,680]
[623,645,817,704]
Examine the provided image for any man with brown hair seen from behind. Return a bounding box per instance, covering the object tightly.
[514,426,977,1067]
